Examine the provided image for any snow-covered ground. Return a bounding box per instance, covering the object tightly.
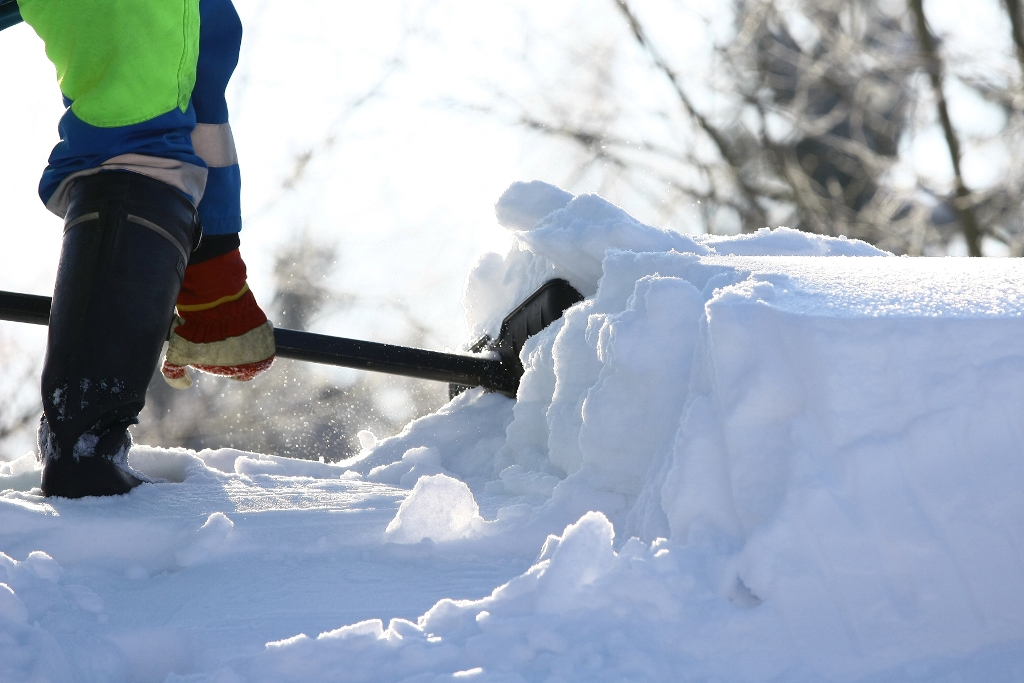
[3,182,1024,682]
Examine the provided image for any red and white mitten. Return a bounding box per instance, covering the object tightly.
[161,249,275,389]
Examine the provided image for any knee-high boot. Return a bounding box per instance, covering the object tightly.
[39,171,201,498]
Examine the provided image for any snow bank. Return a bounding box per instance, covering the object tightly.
[3,181,1024,681]
[235,512,728,683]
[334,182,1024,681]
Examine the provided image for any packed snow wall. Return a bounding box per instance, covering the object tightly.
[334,182,1024,681]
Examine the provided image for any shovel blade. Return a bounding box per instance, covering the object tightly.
[451,278,583,399]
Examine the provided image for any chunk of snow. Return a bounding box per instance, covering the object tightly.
[23,551,62,582]
[494,180,573,231]
[356,430,377,451]
[0,451,41,492]
[519,193,709,292]
[176,512,236,568]
[0,451,38,477]
[385,474,484,543]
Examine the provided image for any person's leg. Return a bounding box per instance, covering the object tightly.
[40,173,200,497]
[19,0,205,496]
[161,0,276,389]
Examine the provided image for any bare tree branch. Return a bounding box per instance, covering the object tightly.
[612,0,768,229]
[909,0,983,256]
[1004,0,1024,80]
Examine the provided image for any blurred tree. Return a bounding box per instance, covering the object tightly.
[483,0,1024,255]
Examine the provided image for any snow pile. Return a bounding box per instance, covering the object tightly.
[3,181,1024,681]
[235,512,730,683]
[341,181,1024,681]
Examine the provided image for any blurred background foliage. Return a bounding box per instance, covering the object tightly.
[1,0,1021,460]
[485,0,1024,256]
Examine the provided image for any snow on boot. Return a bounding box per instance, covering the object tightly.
[161,239,275,389]
[40,171,200,498]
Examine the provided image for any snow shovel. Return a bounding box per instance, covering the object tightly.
[0,279,582,398]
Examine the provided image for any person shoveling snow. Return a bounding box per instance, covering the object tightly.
[6,2,588,499]
[1,177,1024,681]
[19,0,277,497]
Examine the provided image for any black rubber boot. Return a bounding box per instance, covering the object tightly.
[39,171,201,498]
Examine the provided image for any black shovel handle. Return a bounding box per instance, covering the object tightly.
[0,290,516,394]
[272,328,514,393]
